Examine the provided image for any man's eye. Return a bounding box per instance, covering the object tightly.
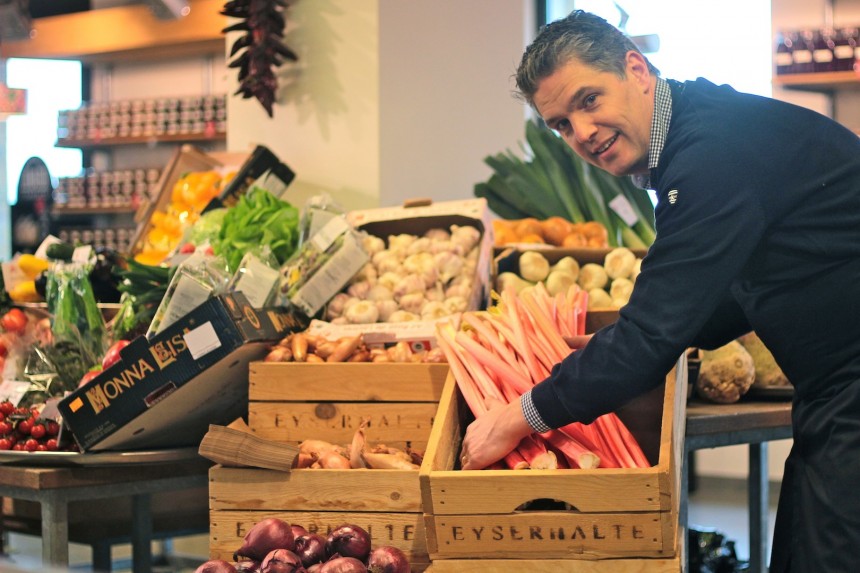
[556,119,572,133]
[583,94,598,107]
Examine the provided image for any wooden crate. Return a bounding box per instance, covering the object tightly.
[209,362,449,570]
[247,362,448,449]
[419,355,687,566]
[208,467,430,566]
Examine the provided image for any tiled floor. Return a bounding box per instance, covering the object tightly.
[1,476,780,572]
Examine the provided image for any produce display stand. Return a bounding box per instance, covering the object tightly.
[418,356,687,572]
[208,362,449,571]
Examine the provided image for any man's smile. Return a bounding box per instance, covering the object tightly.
[593,133,619,156]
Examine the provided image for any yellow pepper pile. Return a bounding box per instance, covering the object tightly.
[135,170,235,265]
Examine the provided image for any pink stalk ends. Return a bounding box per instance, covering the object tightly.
[541,430,601,469]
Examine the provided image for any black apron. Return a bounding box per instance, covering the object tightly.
[770,379,860,572]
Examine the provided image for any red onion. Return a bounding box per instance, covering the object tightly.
[295,534,327,567]
[319,557,367,573]
[260,548,305,573]
[291,524,309,539]
[235,518,296,561]
[366,546,409,573]
[195,560,238,573]
[325,524,372,561]
[234,560,262,573]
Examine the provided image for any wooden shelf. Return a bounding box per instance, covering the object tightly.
[56,131,226,150]
[773,71,860,92]
[52,206,138,217]
[0,0,227,63]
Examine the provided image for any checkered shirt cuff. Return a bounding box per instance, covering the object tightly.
[520,391,552,433]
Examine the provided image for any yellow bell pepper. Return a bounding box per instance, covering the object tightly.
[17,254,50,280]
[9,280,41,303]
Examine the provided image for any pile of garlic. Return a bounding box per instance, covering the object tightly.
[496,247,644,310]
[325,224,482,324]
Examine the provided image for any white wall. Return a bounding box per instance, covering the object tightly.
[225,0,533,212]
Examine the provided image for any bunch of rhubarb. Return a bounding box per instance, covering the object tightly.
[436,282,649,470]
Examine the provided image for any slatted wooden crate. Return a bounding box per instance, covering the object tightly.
[247,362,448,450]
[419,355,687,571]
[209,361,449,571]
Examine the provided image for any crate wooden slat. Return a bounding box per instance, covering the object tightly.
[250,362,448,402]
[419,356,687,563]
[209,466,423,512]
[209,508,429,568]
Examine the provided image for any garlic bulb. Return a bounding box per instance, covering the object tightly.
[393,273,426,300]
[388,310,420,323]
[444,295,469,314]
[398,292,427,314]
[362,234,386,256]
[377,271,404,292]
[344,300,380,324]
[375,299,399,322]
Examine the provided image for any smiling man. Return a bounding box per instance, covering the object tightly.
[458,10,860,573]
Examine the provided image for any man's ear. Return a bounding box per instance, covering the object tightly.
[626,50,652,91]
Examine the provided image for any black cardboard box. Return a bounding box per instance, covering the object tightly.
[58,293,306,452]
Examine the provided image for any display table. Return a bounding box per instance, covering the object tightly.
[0,455,211,572]
[683,399,793,573]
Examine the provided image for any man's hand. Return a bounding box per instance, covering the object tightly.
[460,398,533,470]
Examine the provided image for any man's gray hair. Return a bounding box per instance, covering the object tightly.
[515,10,659,107]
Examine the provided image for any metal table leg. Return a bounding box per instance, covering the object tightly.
[131,493,153,573]
[40,491,69,567]
[749,442,769,573]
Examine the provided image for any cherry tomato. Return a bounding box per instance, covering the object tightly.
[35,444,48,452]
[45,420,60,437]
[0,421,11,435]
[23,438,39,452]
[12,443,24,451]
[0,401,14,416]
[29,424,46,440]
[0,308,27,335]
[0,438,12,450]
[16,418,32,435]
[102,340,131,370]
[45,439,58,451]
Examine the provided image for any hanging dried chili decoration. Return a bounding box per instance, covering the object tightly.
[221,0,298,117]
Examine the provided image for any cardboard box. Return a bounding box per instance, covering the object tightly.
[58,293,307,451]
[494,246,648,334]
[419,355,687,566]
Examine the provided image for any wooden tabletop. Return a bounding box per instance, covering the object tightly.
[0,458,211,491]
[686,398,792,438]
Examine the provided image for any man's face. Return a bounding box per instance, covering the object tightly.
[534,52,655,177]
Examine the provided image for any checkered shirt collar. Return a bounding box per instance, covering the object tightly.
[632,76,672,189]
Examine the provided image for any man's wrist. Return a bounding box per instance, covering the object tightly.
[520,391,552,433]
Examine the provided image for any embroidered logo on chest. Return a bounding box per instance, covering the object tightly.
[667,189,679,204]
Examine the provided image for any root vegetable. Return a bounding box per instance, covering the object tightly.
[306,354,325,363]
[327,335,364,363]
[367,546,410,573]
[587,288,614,309]
[319,557,367,573]
[518,251,550,282]
[291,334,308,363]
[545,270,577,296]
[361,452,420,470]
[550,256,580,281]
[234,517,295,561]
[295,534,327,568]
[578,263,609,291]
[609,277,634,307]
[604,247,636,280]
[497,272,533,294]
[260,549,303,573]
[344,301,379,325]
[696,341,755,403]
[318,450,352,469]
[325,524,372,562]
[196,560,238,573]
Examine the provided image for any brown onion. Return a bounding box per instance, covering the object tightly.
[235,518,296,561]
[195,560,238,573]
[325,524,371,562]
[366,546,409,573]
[295,534,327,567]
[319,557,367,573]
[260,548,304,573]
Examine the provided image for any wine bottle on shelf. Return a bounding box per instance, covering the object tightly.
[832,27,857,72]
[812,28,835,74]
[792,30,815,74]
[775,31,795,75]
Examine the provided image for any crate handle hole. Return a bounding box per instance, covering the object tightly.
[514,499,581,512]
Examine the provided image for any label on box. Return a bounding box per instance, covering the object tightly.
[291,230,369,316]
[184,321,222,360]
